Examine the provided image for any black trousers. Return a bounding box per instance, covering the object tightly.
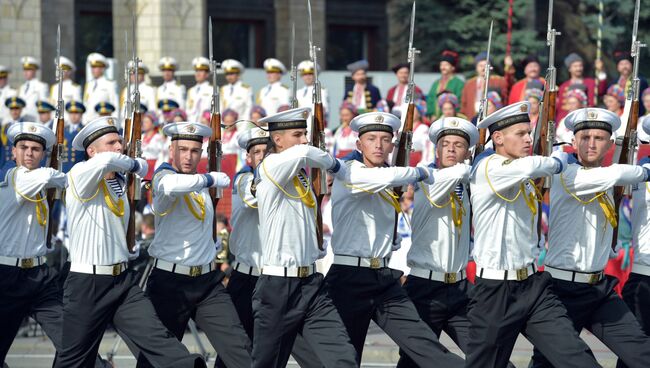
[133,268,252,368]
[214,269,323,368]
[0,264,62,364]
[466,271,600,368]
[617,272,650,368]
[325,265,464,367]
[530,275,650,368]
[53,269,205,368]
[251,273,357,368]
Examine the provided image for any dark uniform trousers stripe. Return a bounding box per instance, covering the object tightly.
[214,269,324,368]
[530,275,650,368]
[324,264,465,367]
[617,272,650,368]
[251,273,357,368]
[131,268,252,368]
[53,269,205,368]
[466,271,600,368]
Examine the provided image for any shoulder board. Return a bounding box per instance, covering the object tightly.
[241,83,250,88]
[470,148,495,174]
[233,165,254,185]
[638,156,650,165]
[0,162,16,187]
[281,84,289,89]
[152,162,176,180]
[341,150,363,164]
[568,153,579,165]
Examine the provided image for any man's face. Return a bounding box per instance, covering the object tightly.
[0,76,7,88]
[162,70,174,82]
[572,129,612,167]
[272,128,308,152]
[69,112,82,124]
[170,140,203,174]
[137,72,145,83]
[23,69,36,80]
[439,61,454,75]
[91,66,104,79]
[475,60,487,76]
[301,73,315,86]
[195,70,209,83]
[246,143,268,169]
[436,135,469,168]
[356,131,394,168]
[396,67,409,84]
[63,69,73,80]
[524,62,540,79]
[617,59,632,76]
[13,140,45,169]
[9,107,21,120]
[351,69,367,84]
[568,61,584,78]
[266,71,281,83]
[493,122,533,159]
[39,111,51,123]
[87,132,122,158]
[225,72,239,84]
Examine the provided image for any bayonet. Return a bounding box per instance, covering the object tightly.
[290,23,298,109]
[473,20,494,158]
[208,16,223,242]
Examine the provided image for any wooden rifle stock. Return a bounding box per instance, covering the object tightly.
[394,103,415,197]
[45,117,65,248]
[311,102,325,251]
[208,111,222,242]
[122,117,132,154]
[125,111,142,253]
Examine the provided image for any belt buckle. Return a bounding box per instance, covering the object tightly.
[189,265,203,277]
[369,257,381,269]
[297,266,310,278]
[516,268,529,281]
[444,272,457,284]
[20,258,34,269]
[112,264,122,276]
[588,273,601,285]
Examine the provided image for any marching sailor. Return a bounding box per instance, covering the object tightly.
[54,116,205,368]
[531,108,650,368]
[325,112,464,367]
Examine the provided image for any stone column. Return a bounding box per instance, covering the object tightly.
[0,0,42,87]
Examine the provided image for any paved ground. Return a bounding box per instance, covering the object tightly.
[6,321,619,367]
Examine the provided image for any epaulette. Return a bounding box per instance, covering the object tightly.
[152,162,176,182]
[568,153,579,165]
[341,150,363,163]
[232,166,254,195]
[470,148,495,175]
[281,84,289,89]
[241,83,250,88]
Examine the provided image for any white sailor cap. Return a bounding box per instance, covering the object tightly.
[639,115,650,143]
[297,60,317,75]
[429,117,479,147]
[0,65,9,77]
[564,108,620,135]
[258,107,310,131]
[192,57,210,71]
[263,58,286,74]
[21,56,40,70]
[72,116,120,151]
[127,60,149,74]
[222,59,245,74]
[350,112,401,136]
[162,122,212,143]
[56,56,76,71]
[87,53,108,68]
[158,56,177,71]
[8,122,56,149]
[237,126,270,151]
[477,101,531,134]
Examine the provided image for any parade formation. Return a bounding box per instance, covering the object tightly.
[3,1,650,367]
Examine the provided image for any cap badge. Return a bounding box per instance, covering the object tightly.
[107,118,115,126]
[28,125,37,132]
[450,119,459,127]
[520,104,528,113]
[374,115,384,123]
[587,111,598,120]
[186,124,197,133]
[302,110,309,119]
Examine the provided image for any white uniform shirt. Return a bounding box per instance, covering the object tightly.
[66,152,135,265]
[220,81,252,121]
[256,81,289,116]
[18,78,49,119]
[156,80,186,111]
[408,163,471,273]
[121,83,157,119]
[83,76,118,121]
[331,159,420,259]
[50,79,82,121]
[186,81,213,123]
[149,166,216,266]
[230,170,263,269]
[297,84,329,115]
[257,144,335,267]
[547,163,645,272]
[471,152,558,270]
[0,166,66,258]
[632,177,650,267]
[0,85,17,123]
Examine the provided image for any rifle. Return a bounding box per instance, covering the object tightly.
[308,0,327,251]
[122,31,133,155]
[126,15,142,254]
[392,1,419,194]
[611,0,645,249]
[208,17,223,242]
[473,20,494,160]
[46,25,65,249]
[290,23,298,109]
